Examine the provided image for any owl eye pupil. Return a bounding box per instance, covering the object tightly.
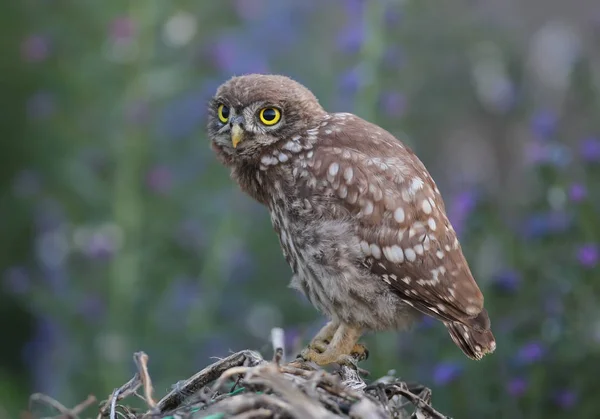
[221,106,229,118]
[262,109,277,121]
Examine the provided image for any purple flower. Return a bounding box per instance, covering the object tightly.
[568,183,587,202]
[338,66,363,95]
[418,315,436,329]
[209,34,269,74]
[21,35,50,62]
[530,108,558,140]
[576,243,599,268]
[525,142,571,167]
[82,231,118,260]
[234,0,267,20]
[579,136,600,162]
[3,266,31,295]
[517,341,545,364]
[554,389,578,409]
[491,269,521,292]
[432,362,462,386]
[521,211,571,239]
[336,24,364,53]
[507,377,528,397]
[26,91,56,120]
[146,165,173,195]
[174,219,206,252]
[448,190,478,236]
[109,17,135,41]
[380,92,406,117]
[77,293,106,323]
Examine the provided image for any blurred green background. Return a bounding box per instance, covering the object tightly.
[2,1,600,418]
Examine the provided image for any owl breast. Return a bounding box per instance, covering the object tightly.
[266,185,421,331]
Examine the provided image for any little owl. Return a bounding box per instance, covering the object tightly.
[207,74,496,367]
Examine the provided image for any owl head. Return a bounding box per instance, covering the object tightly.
[207,74,327,164]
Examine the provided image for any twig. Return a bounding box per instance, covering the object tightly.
[133,352,156,410]
[389,384,450,419]
[154,350,264,414]
[270,327,285,365]
[70,395,97,417]
[109,388,121,419]
[98,374,141,417]
[29,393,77,419]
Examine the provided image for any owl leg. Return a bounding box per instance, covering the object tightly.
[307,320,338,353]
[299,323,364,367]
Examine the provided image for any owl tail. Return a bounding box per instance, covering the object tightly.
[444,308,496,360]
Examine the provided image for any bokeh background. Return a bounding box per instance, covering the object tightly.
[2,0,600,418]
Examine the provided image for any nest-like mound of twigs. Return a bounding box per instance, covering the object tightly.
[27,330,451,419]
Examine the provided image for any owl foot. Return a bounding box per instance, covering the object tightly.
[298,347,357,368]
[307,340,369,361]
[351,342,369,361]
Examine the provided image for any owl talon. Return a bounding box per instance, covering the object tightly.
[309,339,330,353]
[351,343,369,361]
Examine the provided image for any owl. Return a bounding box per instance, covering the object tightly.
[207,74,496,367]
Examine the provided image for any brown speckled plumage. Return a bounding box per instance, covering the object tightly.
[207,74,496,366]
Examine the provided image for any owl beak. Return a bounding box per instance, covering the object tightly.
[230,116,245,148]
[231,124,244,148]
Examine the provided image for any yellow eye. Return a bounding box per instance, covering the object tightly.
[259,107,281,126]
[217,104,230,123]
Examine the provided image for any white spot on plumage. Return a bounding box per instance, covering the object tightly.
[414,244,424,255]
[401,276,411,284]
[466,305,480,315]
[445,245,451,252]
[436,250,444,259]
[343,167,354,183]
[278,153,289,162]
[383,245,404,263]
[363,200,374,215]
[338,185,348,198]
[360,240,370,256]
[328,162,339,176]
[428,218,437,231]
[261,155,279,166]
[422,199,432,214]
[404,248,416,262]
[370,243,382,259]
[307,151,314,158]
[325,129,332,134]
[394,207,405,223]
[410,177,424,193]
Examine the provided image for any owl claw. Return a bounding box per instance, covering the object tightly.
[351,343,369,361]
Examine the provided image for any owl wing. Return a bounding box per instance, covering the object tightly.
[298,114,485,325]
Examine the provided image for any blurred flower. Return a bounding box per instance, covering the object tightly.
[3,266,30,295]
[109,16,135,41]
[432,362,462,386]
[382,46,405,69]
[73,223,124,260]
[26,91,56,120]
[491,269,521,292]
[576,243,599,268]
[554,389,578,409]
[568,183,587,202]
[380,91,406,117]
[338,66,363,96]
[507,377,528,397]
[35,229,69,270]
[579,136,600,162]
[174,219,206,252]
[76,293,106,323]
[517,341,545,364]
[210,33,269,74]
[12,169,42,198]
[146,165,173,195]
[336,23,364,53]
[418,315,436,329]
[530,108,558,140]
[163,11,197,47]
[544,296,564,316]
[159,89,207,140]
[525,141,572,167]
[448,189,478,237]
[521,211,571,239]
[21,34,51,62]
[235,0,267,21]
